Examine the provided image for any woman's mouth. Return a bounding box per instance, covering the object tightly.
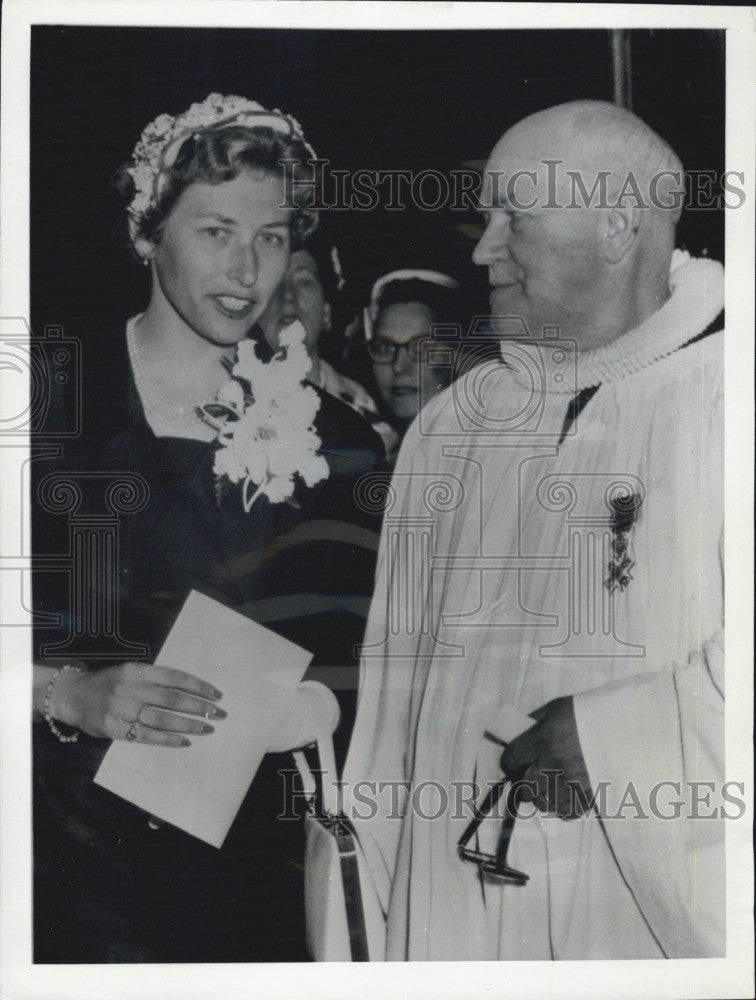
[278,312,300,329]
[212,295,256,319]
[392,385,418,396]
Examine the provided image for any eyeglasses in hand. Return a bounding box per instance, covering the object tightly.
[457,763,529,885]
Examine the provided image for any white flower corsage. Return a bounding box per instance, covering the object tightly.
[198,321,329,511]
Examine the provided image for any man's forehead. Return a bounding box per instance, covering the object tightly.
[479,134,620,211]
[478,150,559,207]
[485,126,586,176]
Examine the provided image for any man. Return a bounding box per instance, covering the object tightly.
[342,101,725,960]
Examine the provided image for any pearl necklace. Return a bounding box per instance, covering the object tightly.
[126,315,225,438]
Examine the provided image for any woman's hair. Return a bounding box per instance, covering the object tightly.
[294,228,346,302]
[112,124,319,252]
[374,278,464,330]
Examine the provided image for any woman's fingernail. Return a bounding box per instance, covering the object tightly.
[212,688,223,700]
[202,723,215,734]
[207,707,227,720]
[180,738,191,747]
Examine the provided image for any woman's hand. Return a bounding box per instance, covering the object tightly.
[41,662,225,747]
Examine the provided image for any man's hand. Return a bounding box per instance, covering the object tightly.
[501,696,593,819]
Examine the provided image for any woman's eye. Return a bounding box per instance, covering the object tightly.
[295,276,318,291]
[204,227,229,242]
[258,231,286,248]
[371,342,394,360]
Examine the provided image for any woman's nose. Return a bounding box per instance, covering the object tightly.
[228,243,257,287]
[280,281,297,306]
[392,345,414,374]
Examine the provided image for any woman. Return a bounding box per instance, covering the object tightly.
[258,235,399,460]
[364,270,464,461]
[32,94,382,963]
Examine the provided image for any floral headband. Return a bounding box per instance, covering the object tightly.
[125,92,317,237]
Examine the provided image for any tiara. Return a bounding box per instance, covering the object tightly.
[125,93,317,233]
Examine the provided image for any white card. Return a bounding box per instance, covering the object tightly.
[94,590,312,848]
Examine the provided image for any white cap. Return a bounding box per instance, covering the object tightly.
[365,269,460,339]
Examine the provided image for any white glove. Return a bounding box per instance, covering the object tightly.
[266,680,340,753]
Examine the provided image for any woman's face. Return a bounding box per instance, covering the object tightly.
[140,169,292,347]
[258,249,330,356]
[372,301,448,421]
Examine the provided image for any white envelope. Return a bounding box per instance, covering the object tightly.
[94,590,312,848]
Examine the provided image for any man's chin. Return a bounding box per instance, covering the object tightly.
[488,311,535,340]
[488,288,528,332]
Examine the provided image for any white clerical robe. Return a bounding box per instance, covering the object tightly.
[342,251,725,960]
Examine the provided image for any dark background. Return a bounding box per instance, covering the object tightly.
[31,26,724,342]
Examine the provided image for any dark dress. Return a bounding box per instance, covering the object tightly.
[32,324,383,963]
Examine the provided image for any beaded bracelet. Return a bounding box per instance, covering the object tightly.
[42,665,82,743]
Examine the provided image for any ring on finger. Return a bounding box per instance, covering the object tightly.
[125,721,139,742]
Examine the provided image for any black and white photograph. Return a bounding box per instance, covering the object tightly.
[1,3,753,998]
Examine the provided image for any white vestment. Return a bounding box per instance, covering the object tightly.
[342,251,726,960]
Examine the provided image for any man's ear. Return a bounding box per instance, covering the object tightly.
[602,206,641,264]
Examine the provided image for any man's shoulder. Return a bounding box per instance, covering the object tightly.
[392,362,523,475]
[407,362,517,438]
[652,327,724,390]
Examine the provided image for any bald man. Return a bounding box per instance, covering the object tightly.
[339,101,724,960]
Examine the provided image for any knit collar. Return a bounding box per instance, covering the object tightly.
[503,250,724,394]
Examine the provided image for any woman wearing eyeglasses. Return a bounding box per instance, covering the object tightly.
[364,271,464,461]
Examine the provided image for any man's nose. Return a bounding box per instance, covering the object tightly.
[228,242,258,287]
[472,219,509,266]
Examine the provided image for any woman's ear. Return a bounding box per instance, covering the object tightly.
[602,206,641,264]
[322,301,332,333]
